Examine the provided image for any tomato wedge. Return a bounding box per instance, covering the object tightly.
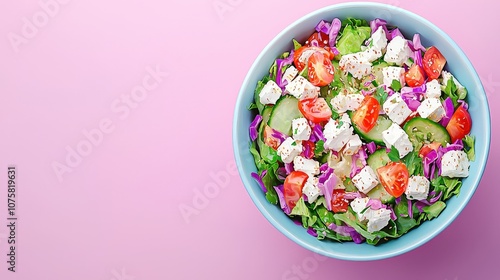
[298,97,332,123]
[283,171,309,210]
[307,52,335,86]
[405,64,426,87]
[377,162,409,198]
[446,105,472,143]
[306,32,329,48]
[293,46,332,72]
[263,125,281,150]
[351,96,380,133]
[331,189,349,213]
[422,46,446,80]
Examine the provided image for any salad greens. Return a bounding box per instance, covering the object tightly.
[248,17,474,245]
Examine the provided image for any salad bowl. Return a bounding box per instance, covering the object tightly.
[232,2,490,260]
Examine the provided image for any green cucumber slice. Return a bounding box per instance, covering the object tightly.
[349,112,392,145]
[403,117,451,150]
[366,149,394,203]
[268,95,303,136]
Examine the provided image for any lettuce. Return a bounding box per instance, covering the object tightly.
[336,24,371,55]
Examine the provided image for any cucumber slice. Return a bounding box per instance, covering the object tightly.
[349,112,392,145]
[268,95,303,136]
[257,106,273,153]
[261,106,273,125]
[371,62,389,85]
[403,117,451,150]
[366,149,394,203]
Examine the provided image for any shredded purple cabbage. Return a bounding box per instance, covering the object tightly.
[277,167,287,181]
[412,34,426,52]
[429,191,443,204]
[350,153,362,178]
[251,171,267,193]
[271,128,288,143]
[328,223,357,238]
[315,20,331,34]
[249,115,262,141]
[350,230,365,244]
[407,199,413,219]
[274,185,291,215]
[389,28,405,40]
[358,148,368,165]
[275,52,295,88]
[401,87,425,111]
[293,219,302,226]
[440,97,454,127]
[320,162,329,173]
[285,162,294,175]
[343,192,363,200]
[423,150,438,178]
[386,204,397,221]
[440,139,464,154]
[310,123,326,142]
[331,47,340,56]
[458,100,469,110]
[302,142,313,158]
[328,18,342,49]
[366,142,377,154]
[414,50,423,68]
[319,172,337,211]
[367,199,386,210]
[395,196,402,205]
[307,227,318,237]
[369,18,390,40]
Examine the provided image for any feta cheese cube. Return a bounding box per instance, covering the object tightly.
[405,176,430,201]
[425,79,441,99]
[285,76,319,100]
[259,80,282,105]
[383,92,412,125]
[350,197,371,221]
[283,66,299,85]
[277,137,302,164]
[344,134,363,156]
[370,26,388,51]
[293,156,320,176]
[384,36,412,66]
[339,52,372,79]
[352,166,379,194]
[382,123,413,158]
[441,150,470,178]
[382,66,406,87]
[417,98,445,122]
[292,118,311,141]
[323,117,353,151]
[366,208,392,233]
[330,94,348,114]
[346,94,364,111]
[302,176,321,203]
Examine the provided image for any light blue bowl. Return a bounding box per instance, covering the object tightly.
[232,2,490,260]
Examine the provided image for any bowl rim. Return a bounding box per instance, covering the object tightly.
[232,1,491,261]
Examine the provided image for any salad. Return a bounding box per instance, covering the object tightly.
[248,17,475,245]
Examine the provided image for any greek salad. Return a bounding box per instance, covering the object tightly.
[248,17,475,245]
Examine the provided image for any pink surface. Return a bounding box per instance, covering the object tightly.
[0,0,498,279]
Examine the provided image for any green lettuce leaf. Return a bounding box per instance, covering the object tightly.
[463,135,476,161]
[336,25,371,55]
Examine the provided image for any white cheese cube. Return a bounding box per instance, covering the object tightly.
[417,98,445,122]
[330,94,348,113]
[352,166,379,194]
[382,66,406,87]
[302,176,321,203]
[344,134,363,156]
[277,137,302,164]
[259,80,282,105]
[366,208,392,233]
[383,93,412,125]
[441,150,470,178]
[292,118,311,141]
[323,117,354,151]
[285,76,319,100]
[293,156,320,176]
[346,94,364,111]
[425,79,442,99]
[384,36,412,66]
[405,176,430,201]
[350,197,371,221]
[283,66,299,85]
[339,52,372,79]
[370,26,388,51]
[382,123,413,158]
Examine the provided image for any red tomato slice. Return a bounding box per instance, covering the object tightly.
[446,105,472,143]
[263,125,281,150]
[422,46,446,80]
[351,96,380,133]
[419,142,441,158]
[405,64,426,87]
[293,46,332,72]
[377,162,409,198]
[300,140,316,159]
[306,32,329,48]
[307,52,335,87]
[283,171,309,210]
[298,97,332,123]
[331,189,349,213]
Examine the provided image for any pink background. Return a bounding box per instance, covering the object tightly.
[0,0,498,279]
